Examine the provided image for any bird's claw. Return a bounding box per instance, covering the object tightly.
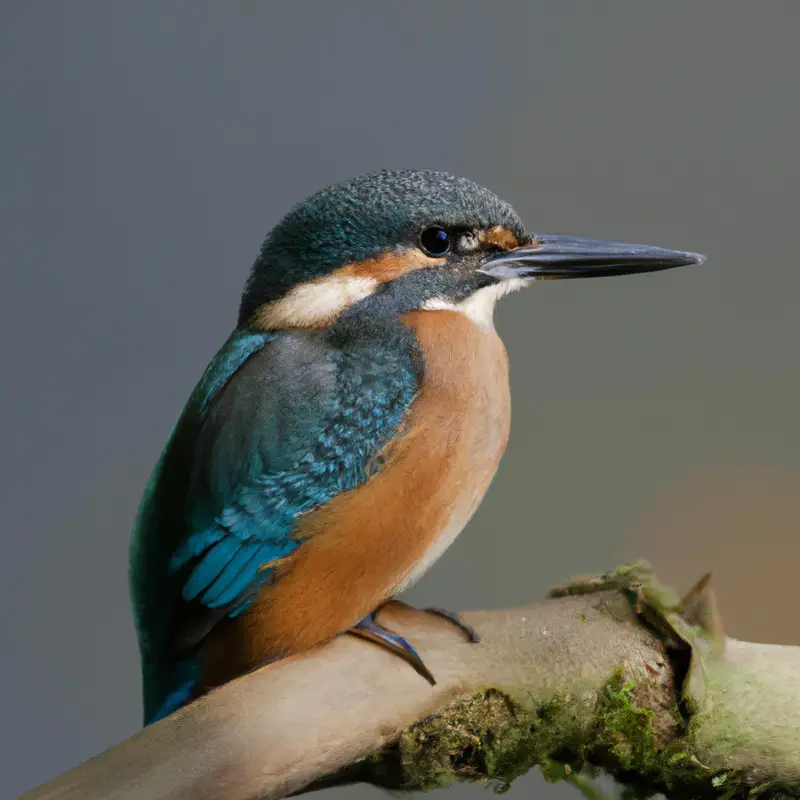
[347,601,480,686]
[348,612,436,684]
[387,599,480,643]
[421,606,481,643]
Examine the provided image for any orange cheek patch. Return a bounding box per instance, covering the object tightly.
[249,249,443,330]
[335,249,445,282]
[479,226,521,251]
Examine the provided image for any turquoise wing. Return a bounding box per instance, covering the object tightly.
[131,323,420,723]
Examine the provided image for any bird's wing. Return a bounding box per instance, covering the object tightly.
[168,324,420,652]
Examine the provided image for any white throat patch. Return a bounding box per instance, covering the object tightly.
[420,279,527,328]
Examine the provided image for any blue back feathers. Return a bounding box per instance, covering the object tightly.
[130,322,421,723]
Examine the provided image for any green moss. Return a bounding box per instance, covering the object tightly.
[591,668,714,798]
[595,669,671,771]
[396,669,709,798]
[548,562,656,601]
[393,661,792,799]
[398,688,580,794]
[375,562,800,799]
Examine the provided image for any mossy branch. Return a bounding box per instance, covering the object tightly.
[19,564,800,800]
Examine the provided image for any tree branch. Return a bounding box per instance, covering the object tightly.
[19,565,800,800]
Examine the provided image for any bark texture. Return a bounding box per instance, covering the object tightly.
[19,565,800,800]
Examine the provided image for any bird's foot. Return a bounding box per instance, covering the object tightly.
[420,606,481,643]
[387,599,480,643]
[348,611,436,685]
[347,602,480,685]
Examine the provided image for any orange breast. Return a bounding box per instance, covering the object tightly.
[199,310,511,687]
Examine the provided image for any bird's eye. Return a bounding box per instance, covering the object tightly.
[419,226,451,257]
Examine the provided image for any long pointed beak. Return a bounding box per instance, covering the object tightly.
[477,234,705,280]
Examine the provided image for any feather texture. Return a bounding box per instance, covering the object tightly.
[130,322,420,723]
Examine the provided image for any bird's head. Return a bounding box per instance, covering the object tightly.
[239,170,703,330]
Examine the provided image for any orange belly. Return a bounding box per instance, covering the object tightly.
[200,310,510,686]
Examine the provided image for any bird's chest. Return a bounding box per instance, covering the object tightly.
[393,310,511,589]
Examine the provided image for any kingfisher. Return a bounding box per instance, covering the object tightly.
[129,169,703,725]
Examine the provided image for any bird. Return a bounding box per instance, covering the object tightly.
[129,169,703,725]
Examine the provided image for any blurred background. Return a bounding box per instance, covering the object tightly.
[2,2,799,797]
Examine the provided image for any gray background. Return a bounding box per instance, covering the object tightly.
[3,2,800,797]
